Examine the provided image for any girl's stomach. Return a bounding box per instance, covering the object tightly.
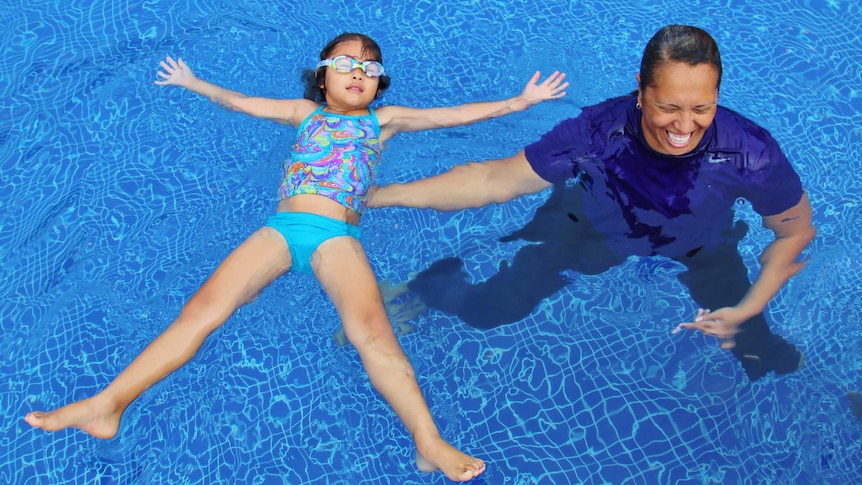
[276,193,362,226]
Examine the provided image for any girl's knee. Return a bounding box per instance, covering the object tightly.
[177,290,232,333]
[346,316,399,350]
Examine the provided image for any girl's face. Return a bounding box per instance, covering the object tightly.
[320,39,380,112]
[637,61,719,156]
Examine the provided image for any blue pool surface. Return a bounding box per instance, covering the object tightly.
[1,0,861,483]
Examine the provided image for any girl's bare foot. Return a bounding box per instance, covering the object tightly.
[24,395,122,440]
[415,436,485,482]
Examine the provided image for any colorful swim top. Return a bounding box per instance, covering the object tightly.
[278,106,381,214]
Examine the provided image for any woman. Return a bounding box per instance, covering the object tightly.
[369,25,816,381]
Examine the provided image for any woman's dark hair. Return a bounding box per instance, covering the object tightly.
[638,25,722,94]
[302,32,392,102]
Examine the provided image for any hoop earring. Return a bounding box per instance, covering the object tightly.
[636,101,641,110]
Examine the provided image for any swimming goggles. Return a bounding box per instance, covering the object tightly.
[316,55,386,78]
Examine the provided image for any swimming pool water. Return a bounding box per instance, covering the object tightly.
[1,0,861,483]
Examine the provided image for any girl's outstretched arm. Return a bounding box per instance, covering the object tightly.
[376,71,568,138]
[154,56,315,126]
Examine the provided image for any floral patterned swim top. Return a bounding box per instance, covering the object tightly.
[278,106,381,214]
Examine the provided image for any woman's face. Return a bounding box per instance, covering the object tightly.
[637,61,719,156]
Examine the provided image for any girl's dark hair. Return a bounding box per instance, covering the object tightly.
[302,32,392,102]
[638,25,722,94]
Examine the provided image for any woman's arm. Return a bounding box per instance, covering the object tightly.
[375,71,567,138]
[154,56,315,126]
[735,192,816,316]
[675,192,816,346]
[369,150,553,210]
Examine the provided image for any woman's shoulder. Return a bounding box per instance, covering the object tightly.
[570,95,637,129]
[709,106,792,174]
[557,95,636,136]
[713,105,779,149]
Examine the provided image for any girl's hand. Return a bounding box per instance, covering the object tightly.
[155,56,196,88]
[519,71,568,106]
[672,307,747,349]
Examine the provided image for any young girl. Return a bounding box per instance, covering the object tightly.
[24,33,567,481]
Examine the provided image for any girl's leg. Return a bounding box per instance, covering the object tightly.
[311,237,485,482]
[25,227,292,438]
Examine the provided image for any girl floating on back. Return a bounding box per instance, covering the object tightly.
[24,32,567,481]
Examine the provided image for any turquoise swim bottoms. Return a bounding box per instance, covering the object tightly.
[264,212,362,274]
